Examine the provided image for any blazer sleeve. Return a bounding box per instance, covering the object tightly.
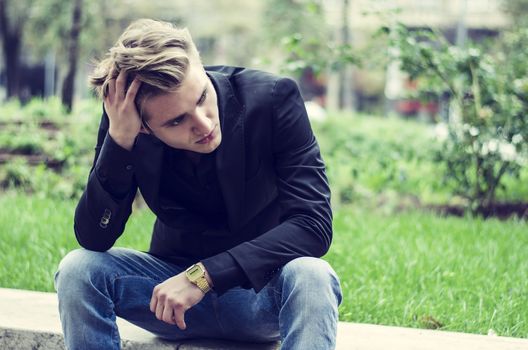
[203,77,332,293]
[73,109,138,251]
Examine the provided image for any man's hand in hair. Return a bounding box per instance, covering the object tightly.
[105,70,142,151]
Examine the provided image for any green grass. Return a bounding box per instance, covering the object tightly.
[0,191,526,337]
[328,209,528,338]
[0,192,155,291]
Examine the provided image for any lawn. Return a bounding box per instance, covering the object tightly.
[0,191,526,338]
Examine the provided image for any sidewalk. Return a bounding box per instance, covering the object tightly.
[1,288,527,349]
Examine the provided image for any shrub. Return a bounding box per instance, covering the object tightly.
[383,24,528,213]
[0,98,101,200]
[312,113,445,208]
[1,159,34,190]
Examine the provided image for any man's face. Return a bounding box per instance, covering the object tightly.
[141,62,221,154]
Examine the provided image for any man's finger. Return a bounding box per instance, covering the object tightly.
[155,298,165,321]
[115,70,127,100]
[149,292,157,313]
[106,79,116,103]
[125,78,141,104]
[161,301,176,325]
[173,306,187,330]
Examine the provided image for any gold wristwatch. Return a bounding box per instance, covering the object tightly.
[185,264,211,294]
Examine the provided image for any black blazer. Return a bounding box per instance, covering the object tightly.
[74,66,332,293]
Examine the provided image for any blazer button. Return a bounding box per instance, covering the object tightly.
[100,209,112,228]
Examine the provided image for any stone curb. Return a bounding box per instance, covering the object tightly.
[1,288,528,350]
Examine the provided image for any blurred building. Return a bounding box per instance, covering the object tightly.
[324,0,508,32]
[322,0,511,115]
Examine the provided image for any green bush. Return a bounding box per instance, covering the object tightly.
[23,97,67,122]
[0,97,68,123]
[384,24,528,213]
[312,112,528,210]
[0,98,101,200]
[1,97,526,209]
[312,113,447,208]
[1,159,34,190]
[0,125,47,154]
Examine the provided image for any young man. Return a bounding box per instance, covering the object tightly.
[55,19,342,350]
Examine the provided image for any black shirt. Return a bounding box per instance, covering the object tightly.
[160,147,227,229]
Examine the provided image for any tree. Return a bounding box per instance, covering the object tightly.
[337,0,355,110]
[262,0,362,111]
[27,0,110,111]
[61,0,83,112]
[26,0,188,111]
[0,0,34,99]
[262,0,330,74]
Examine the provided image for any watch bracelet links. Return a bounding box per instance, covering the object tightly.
[196,277,211,293]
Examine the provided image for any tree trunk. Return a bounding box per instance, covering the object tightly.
[338,0,355,111]
[61,0,83,113]
[0,0,22,99]
[3,34,21,99]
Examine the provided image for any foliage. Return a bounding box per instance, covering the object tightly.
[2,98,526,207]
[0,97,67,124]
[312,113,449,208]
[1,159,33,189]
[260,0,358,76]
[382,24,528,213]
[27,0,171,61]
[502,0,528,27]
[0,126,46,154]
[280,33,361,76]
[0,98,100,199]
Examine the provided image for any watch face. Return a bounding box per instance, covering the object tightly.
[187,265,204,281]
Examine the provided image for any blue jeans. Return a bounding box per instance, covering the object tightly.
[55,248,342,350]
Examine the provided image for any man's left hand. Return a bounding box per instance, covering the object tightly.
[149,272,205,330]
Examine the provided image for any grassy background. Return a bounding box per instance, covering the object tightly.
[1,192,526,338]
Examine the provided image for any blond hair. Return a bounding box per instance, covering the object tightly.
[89,19,200,109]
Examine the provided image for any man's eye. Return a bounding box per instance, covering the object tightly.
[198,90,207,105]
[169,116,185,126]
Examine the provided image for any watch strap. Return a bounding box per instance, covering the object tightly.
[195,277,211,293]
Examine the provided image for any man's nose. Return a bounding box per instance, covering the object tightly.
[191,109,211,135]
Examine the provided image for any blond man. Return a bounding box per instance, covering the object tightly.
[55,19,341,350]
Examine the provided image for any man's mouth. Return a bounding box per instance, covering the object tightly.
[196,126,216,144]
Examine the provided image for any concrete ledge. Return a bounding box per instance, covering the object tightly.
[0,288,278,350]
[1,288,528,349]
[0,328,279,350]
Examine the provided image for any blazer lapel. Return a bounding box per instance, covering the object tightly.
[208,70,246,232]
